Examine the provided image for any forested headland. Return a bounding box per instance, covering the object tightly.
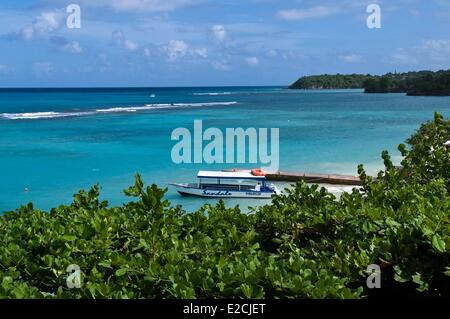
[289,70,450,96]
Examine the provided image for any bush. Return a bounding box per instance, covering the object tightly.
[399,112,450,192]
[1,114,450,299]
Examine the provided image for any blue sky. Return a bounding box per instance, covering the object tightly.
[0,0,449,87]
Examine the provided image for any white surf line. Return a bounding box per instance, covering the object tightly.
[1,102,239,120]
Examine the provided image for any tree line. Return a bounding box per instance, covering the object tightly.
[289,70,450,96]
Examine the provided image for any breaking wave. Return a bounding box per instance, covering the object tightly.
[0,111,95,120]
[1,102,238,120]
[193,92,233,96]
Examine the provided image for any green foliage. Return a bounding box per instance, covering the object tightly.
[289,70,450,96]
[400,112,450,192]
[363,70,450,95]
[1,115,450,299]
[289,74,372,90]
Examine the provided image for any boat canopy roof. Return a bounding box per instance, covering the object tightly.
[197,170,266,180]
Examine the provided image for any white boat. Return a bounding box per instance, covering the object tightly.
[171,170,281,198]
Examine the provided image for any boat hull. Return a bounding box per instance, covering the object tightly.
[172,184,276,199]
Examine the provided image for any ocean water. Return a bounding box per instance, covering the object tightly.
[1,87,450,213]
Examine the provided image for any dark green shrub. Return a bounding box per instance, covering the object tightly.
[1,114,449,299]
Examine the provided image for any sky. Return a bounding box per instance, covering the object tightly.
[0,0,449,87]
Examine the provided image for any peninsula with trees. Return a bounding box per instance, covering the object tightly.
[289,70,450,96]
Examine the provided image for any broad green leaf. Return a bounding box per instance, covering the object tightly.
[432,234,446,252]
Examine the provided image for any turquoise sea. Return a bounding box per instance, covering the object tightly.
[1,87,450,213]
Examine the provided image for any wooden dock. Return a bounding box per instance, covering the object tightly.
[223,169,363,186]
[265,171,363,186]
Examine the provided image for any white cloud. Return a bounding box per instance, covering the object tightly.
[165,40,188,61]
[124,39,139,51]
[50,36,84,54]
[340,54,363,63]
[212,60,231,71]
[97,53,111,68]
[111,30,139,52]
[112,30,125,45]
[193,48,208,58]
[15,11,62,41]
[71,0,197,12]
[245,57,260,66]
[112,0,197,12]
[33,62,54,77]
[421,39,450,62]
[142,45,159,58]
[33,11,62,33]
[389,50,418,65]
[212,25,227,43]
[62,41,83,54]
[143,48,152,57]
[20,27,34,41]
[278,6,341,21]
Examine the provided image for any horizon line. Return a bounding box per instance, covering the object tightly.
[0,84,289,90]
